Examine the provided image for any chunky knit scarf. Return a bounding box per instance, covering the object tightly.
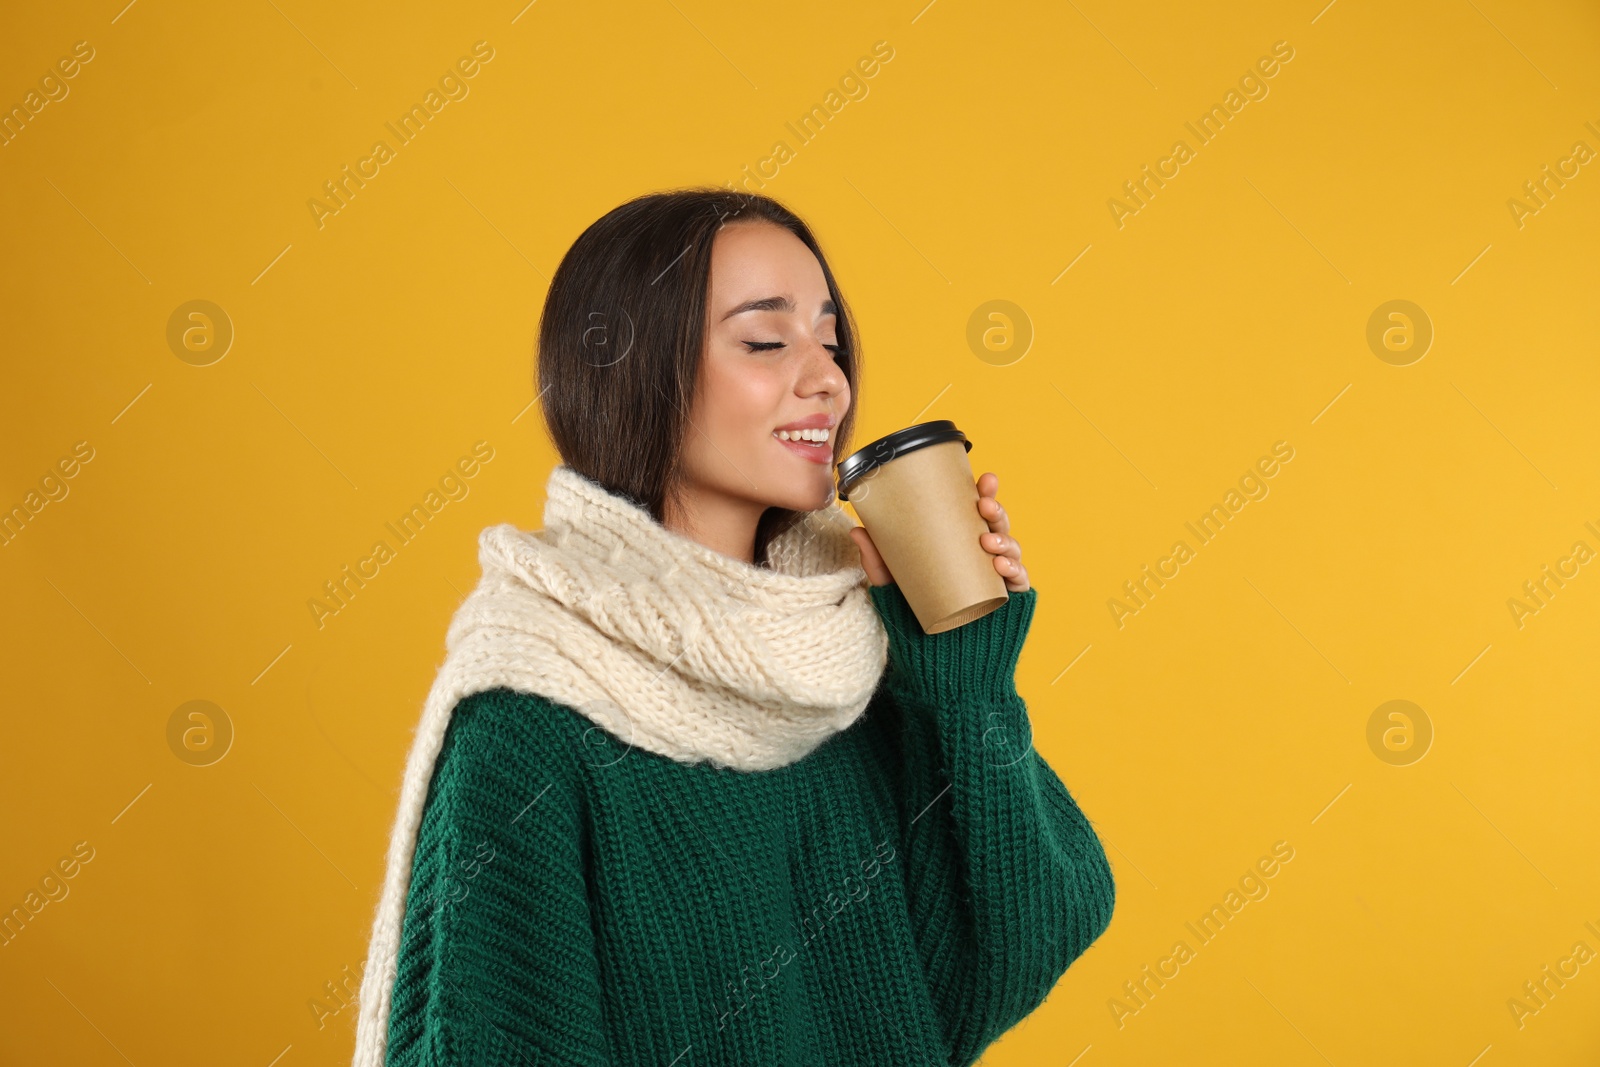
[351,463,889,1065]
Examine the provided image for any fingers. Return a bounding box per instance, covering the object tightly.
[977,473,1009,536]
[983,531,1025,588]
[993,552,1027,587]
[976,472,1028,591]
[981,531,1022,563]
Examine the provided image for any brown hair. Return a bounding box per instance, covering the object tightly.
[536,187,861,566]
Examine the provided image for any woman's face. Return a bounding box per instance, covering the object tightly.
[680,219,851,516]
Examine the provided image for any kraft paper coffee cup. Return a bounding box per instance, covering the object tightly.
[836,420,1009,634]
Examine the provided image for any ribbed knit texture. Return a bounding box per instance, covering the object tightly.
[352,465,892,1065]
[383,581,1116,1066]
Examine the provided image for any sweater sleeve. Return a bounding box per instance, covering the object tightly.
[384,688,610,1067]
[866,582,1115,1067]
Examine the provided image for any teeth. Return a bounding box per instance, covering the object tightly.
[777,428,830,443]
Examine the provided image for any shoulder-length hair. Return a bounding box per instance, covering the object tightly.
[536,187,861,567]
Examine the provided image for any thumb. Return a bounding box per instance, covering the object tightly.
[849,525,894,587]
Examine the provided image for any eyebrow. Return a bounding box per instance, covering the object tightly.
[719,295,838,322]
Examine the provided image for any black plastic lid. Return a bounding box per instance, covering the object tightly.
[835,420,970,501]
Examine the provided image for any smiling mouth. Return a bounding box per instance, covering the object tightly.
[773,428,833,464]
[773,428,830,444]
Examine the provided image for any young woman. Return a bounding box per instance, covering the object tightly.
[351,189,1115,1066]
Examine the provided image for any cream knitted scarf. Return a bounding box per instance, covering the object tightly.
[351,463,889,1065]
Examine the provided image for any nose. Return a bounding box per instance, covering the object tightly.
[798,337,848,403]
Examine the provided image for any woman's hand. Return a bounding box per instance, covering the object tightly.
[849,471,1030,592]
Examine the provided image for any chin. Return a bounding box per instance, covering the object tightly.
[764,469,837,513]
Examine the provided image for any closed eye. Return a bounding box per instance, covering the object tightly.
[743,341,844,357]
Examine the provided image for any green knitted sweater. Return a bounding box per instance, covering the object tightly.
[384,581,1115,1066]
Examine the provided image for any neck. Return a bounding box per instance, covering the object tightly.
[662,481,767,565]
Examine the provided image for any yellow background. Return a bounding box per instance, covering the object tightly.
[3,0,1598,1063]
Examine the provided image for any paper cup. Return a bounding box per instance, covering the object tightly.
[836,420,1009,634]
